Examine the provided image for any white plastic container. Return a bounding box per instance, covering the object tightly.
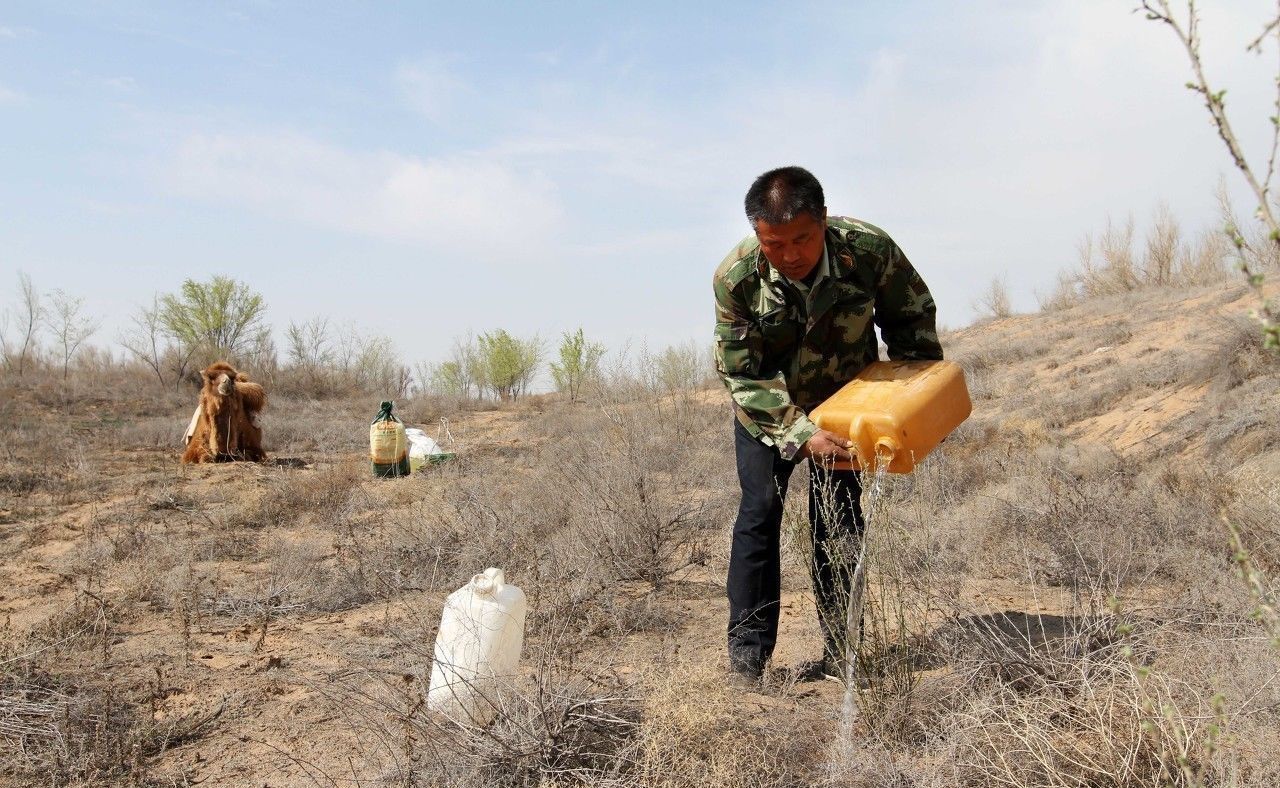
[426,567,527,725]
[405,427,453,472]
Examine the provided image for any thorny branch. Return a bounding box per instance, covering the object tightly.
[1141,0,1280,350]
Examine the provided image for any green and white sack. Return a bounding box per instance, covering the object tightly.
[370,400,410,478]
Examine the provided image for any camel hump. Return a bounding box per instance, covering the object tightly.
[236,381,267,413]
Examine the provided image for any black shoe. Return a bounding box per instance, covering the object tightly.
[726,667,762,690]
[727,651,764,689]
[822,655,879,689]
[728,650,765,679]
[819,655,844,683]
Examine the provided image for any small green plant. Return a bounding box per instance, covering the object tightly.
[475,328,542,400]
[550,327,606,402]
[1224,515,1280,649]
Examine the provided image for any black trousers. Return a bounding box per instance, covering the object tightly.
[726,419,864,674]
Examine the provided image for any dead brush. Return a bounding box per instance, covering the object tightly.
[638,659,820,788]
[803,464,945,752]
[201,584,306,620]
[547,396,724,591]
[242,457,366,530]
[294,623,644,787]
[0,658,227,785]
[939,609,1219,787]
[295,616,816,788]
[969,445,1228,592]
[1200,313,1280,392]
[0,593,222,785]
[0,658,143,784]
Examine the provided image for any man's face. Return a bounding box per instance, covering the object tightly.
[753,210,827,281]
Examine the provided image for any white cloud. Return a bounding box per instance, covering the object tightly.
[0,24,35,39]
[395,58,467,125]
[469,0,1277,322]
[0,83,24,103]
[68,69,140,93]
[167,131,564,259]
[102,76,139,92]
[146,0,1280,343]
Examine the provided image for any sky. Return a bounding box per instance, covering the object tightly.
[2,1,1279,370]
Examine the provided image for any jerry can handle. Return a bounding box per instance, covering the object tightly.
[471,567,506,596]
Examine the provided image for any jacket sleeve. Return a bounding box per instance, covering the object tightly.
[713,273,818,461]
[874,240,944,361]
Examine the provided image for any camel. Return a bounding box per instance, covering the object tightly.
[181,361,267,463]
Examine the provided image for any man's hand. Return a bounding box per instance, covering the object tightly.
[798,429,855,464]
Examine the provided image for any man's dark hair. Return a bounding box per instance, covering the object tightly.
[744,166,825,227]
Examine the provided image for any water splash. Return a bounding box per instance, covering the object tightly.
[836,463,889,761]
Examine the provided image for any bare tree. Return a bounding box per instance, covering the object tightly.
[0,309,11,371]
[120,297,168,387]
[1143,204,1181,286]
[1141,0,1280,350]
[285,317,334,393]
[120,296,197,389]
[421,335,482,400]
[973,275,1014,320]
[11,271,43,375]
[44,290,100,380]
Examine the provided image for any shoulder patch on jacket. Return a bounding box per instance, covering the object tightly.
[827,217,893,257]
[715,235,762,289]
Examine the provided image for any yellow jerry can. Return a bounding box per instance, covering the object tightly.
[808,360,972,473]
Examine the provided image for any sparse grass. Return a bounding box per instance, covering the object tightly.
[1,278,1279,785]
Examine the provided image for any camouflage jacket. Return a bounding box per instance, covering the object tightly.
[713,216,943,461]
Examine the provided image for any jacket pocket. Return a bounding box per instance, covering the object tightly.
[714,321,755,376]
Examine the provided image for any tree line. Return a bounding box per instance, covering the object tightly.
[0,272,713,400]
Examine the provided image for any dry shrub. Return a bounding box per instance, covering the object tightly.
[309,633,818,787]
[242,458,365,530]
[298,618,644,787]
[638,661,818,787]
[973,275,1014,320]
[554,404,719,590]
[259,395,372,455]
[1054,209,1231,310]
[830,581,1257,788]
[1,658,150,785]
[1201,313,1280,391]
[944,655,1210,787]
[0,594,219,785]
[967,446,1228,589]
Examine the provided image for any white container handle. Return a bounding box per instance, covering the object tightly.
[472,567,505,596]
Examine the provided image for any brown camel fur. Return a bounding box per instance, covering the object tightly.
[181,361,267,463]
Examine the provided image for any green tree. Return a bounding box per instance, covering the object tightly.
[550,328,606,402]
[476,329,543,400]
[428,360,470,397]
[158,276,270,364]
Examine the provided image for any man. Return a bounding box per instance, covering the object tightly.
[712,166,942,684]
